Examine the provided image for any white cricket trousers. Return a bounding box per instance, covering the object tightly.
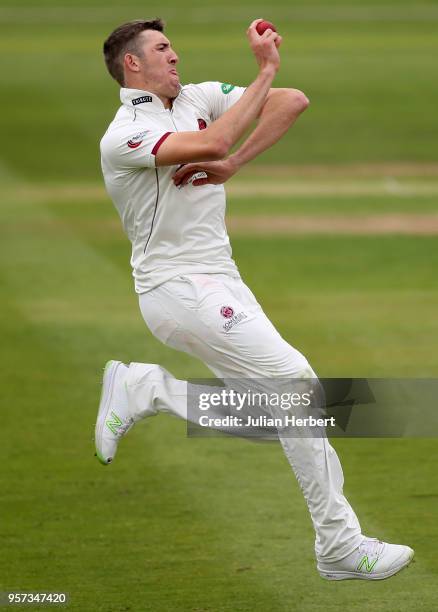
[126,273,363,562]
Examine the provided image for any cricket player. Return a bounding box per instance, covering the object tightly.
[95,18,414,580]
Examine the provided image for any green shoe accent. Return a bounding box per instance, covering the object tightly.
[106,411,123,435]
[357,555,379,572]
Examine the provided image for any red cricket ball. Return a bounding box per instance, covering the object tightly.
[256,20,277,35]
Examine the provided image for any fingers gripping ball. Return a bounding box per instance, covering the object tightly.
[256,20,277,35]
[187,172,207,186]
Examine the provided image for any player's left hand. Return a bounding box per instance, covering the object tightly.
[173,158,239,187]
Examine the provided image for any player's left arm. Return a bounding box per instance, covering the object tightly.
[173,87,309,187]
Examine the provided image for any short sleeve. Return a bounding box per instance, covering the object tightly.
[182,81,246,122]
[100,124,173,170]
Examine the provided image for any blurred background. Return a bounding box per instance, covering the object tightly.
[1,1,437,610]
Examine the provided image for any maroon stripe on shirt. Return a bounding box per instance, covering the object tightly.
[151,131,173,155]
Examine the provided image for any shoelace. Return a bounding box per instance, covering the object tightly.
[115,418,134,438]
[358,538,384,560]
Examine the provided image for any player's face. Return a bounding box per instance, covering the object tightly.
[136,30,180,99]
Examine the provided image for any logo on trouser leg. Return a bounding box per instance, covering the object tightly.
[220,306,248,332]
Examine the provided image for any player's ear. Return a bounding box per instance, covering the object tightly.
[124,52,141,75]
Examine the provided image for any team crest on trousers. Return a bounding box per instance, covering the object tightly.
[220,306,234,318]
[220,306,248,332]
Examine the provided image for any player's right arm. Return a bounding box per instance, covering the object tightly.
[155,20,282,167]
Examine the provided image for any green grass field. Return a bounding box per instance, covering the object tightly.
[1,1,438,610]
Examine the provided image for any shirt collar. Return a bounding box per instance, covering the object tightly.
[120,87,181,113]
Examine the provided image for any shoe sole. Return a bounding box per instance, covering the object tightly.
[94,360,121,465]
[319,548,414,581]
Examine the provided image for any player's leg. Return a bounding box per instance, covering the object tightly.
[95,274,274,465]
[133,273,363,563]
[94,358,257,466]
[95,272,414,578]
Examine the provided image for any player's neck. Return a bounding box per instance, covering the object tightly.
[124,77,173,109]
[156,94,173,110]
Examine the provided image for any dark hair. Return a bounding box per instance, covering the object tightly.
[103,18,165,86]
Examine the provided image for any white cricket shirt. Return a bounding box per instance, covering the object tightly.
[100,82,245,293]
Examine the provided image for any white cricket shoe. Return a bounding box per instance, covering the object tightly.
[318,537,414,581]
[94,360,134,465]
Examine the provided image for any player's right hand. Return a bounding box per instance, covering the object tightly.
[173,158,239,188]
[247,19,282,73]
